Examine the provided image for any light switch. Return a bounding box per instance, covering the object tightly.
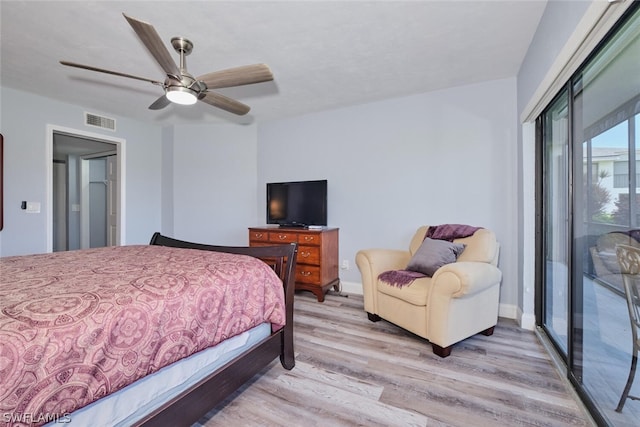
[26,202,41,213]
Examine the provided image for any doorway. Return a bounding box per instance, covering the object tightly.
[47,126,125,252]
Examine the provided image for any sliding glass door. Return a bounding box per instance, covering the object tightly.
[539,4,640,425]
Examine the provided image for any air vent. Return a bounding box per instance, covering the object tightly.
[84,112,116,131]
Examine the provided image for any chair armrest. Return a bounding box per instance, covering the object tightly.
[427,261,502,350]
[431,261,502,298]
[356,249,411,279]
[356,249,411,314]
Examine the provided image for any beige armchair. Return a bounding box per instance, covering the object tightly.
[356,226,501,357]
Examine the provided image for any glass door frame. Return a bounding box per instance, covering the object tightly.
[536,84,609,427]
[534,5,640,425]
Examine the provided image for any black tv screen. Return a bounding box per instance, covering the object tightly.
[267,180,327,227]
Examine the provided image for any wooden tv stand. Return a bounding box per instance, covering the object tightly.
[249,226,339,302]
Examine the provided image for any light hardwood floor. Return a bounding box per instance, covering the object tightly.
[196,292,593,426]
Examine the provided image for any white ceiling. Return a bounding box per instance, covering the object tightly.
[1,1,547,125]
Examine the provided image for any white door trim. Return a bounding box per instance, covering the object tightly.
[79,158,90,249]
[46,125,126,252]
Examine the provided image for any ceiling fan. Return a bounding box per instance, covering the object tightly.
[60,13,273,115]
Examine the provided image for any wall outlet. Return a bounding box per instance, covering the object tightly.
[341,259,350,270]
[26,202,41,213]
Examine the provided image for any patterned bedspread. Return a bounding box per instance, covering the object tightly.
[0,245,285,427]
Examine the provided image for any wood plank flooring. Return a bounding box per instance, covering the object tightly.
[195,292,593,426]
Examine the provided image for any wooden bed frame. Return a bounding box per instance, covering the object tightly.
[131,232,298,427]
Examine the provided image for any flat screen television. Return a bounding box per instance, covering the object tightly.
[266,180,327,227]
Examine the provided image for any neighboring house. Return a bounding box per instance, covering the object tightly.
[591,147,640,215]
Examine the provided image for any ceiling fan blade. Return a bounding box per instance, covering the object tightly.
[148,95,171,110]
[60,61,164,85]
[123,13,181,78]
[200,92,251,115]
[197,64,273,89]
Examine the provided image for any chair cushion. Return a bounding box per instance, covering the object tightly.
[406,238,465,277]
[377,276,431,306]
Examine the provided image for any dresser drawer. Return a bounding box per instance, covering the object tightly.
[298,233,321,245]
[269,232,297,243]
[297,246,320,265]
[296,265,320,284]
[249,230,269,242]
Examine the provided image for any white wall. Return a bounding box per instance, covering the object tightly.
[0,87,162,256]
[171,123,259,246]
[258,78,520,312]
[161,126,174,237]
[517,1,591,113]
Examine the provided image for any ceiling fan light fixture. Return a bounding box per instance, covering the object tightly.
[166,86,197,105]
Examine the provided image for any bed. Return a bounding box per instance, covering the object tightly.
[0,233,297,427]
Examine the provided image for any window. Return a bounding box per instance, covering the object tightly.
[613,160,640,188]
[538,4,640,425]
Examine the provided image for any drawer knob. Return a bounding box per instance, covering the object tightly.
[304,236,314,241]
[301,271,311,276]
[254,233,263,238]
[301,251,310,257]
[278,234,287,240]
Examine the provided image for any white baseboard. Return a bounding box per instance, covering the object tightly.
[499,303,518,321]
[499,303,535,330]
[339,280,362,295]
[518,307,536,330]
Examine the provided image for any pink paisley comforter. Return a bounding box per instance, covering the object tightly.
[0,245,285,427]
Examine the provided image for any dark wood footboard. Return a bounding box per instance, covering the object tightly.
[136,232,298,427]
